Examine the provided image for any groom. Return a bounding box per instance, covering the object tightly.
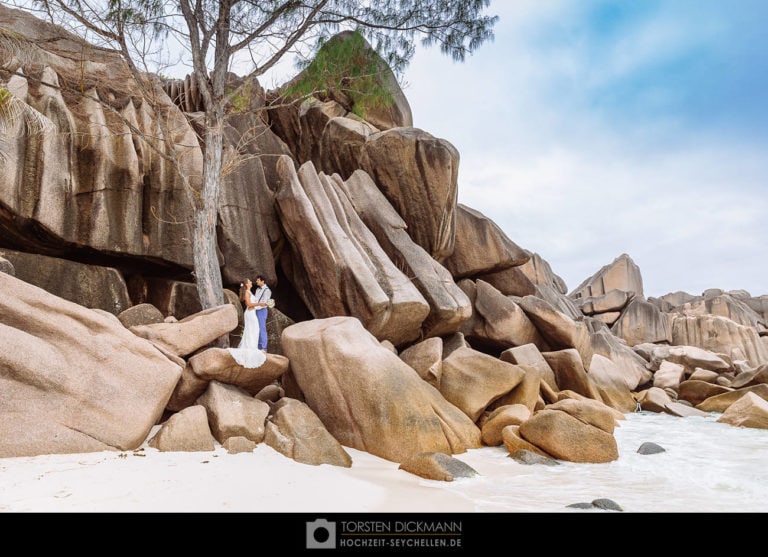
[253,275,272,352]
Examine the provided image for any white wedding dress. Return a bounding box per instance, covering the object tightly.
[227,291,267,368]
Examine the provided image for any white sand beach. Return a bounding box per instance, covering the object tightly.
[2,412,767,514]
[0,427,475,513]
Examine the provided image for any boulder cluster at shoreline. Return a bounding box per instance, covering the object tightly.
[1,5,766,478]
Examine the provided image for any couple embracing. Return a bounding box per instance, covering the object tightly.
[229,275,272,368]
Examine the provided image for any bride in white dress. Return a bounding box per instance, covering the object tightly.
[228,278,267,368]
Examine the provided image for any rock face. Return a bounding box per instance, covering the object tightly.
[399,337,443,388]
[745,295,768,322]
[569,253,644,301]
[672,315,768,368]
[500,343,558,391]
[274,158,429,346]
[480,405,531,446]
[459,280,547,351]
[4,5,768,463]
[148,405,215,452]
[637,387,673,412]
[140,279,242,321]
[0,6,193,261]
[519,405,619,463]
[0,254,14,275]
[588,354,638,413]
[215,112,288,285]
[188,348,288,395]
[117,303,165,328]
[265,398,352,467]
[0,5,293,287]
[518,295,592,367]
[664,401,709,418]
[578,289,632,315]
[612,297,673,346]
[270,94,345,169]
[440,347,526,422]
[129,304,239,357]
[318,114,378,176]
[675,294,764,329]
[650,345,731,375]
[716,392,768,429]
[441,204,529,279]
[398,452,479,481]
[731,365,768,389]
[542,349,602,402]
[196,381,270,444]
[490,363,542,414]
[477,265,537,297]
[653,361,686,391]
[0,249,132,314]
[359,128,459,261]
[588,327,653,390]
[280,316,481,463]
[0,272,182,457]
[339,170,471,337]
[696,384,768,413]
[520,252,569,293]
[478,251,571,306]
[313,119,461,263]
[502,425,552,457]
[653,291,698,310]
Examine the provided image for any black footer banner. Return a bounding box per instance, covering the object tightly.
[18,511,737,552]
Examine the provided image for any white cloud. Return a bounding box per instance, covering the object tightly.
[455,141,768,297]
[402,2,768,298]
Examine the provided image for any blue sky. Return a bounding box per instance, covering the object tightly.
[401,0,768,298]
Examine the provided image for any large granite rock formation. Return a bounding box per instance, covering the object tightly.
[441,204,529,279]
[569,253,644,301]
[281,316,481,463]
[518,295,593,368]
[439,346,525,421]
[458,279,547,352]
[265,397,353,467]
[0,248,131,314]
[339,169,471,337]
[4,4,768,463]
[518,399,619,463]
[274,158,430,346]
[0,5,196,266]
[672,315,768,368]
[359,128,460,261]
[0,271,182,457]
[0,4,288,287]
[611,297,673,346]
[673,293,765,332]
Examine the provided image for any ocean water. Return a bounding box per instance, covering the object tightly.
[428,411,768,513]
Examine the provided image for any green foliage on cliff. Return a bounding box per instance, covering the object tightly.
[282,30,394,120]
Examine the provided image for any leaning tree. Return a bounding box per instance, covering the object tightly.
[17,0,498,310]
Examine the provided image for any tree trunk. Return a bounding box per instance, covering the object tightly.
[193,110,225,312]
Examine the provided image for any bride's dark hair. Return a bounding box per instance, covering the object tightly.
[239,279,251,302]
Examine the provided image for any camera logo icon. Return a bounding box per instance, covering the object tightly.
[306,519,336,549]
